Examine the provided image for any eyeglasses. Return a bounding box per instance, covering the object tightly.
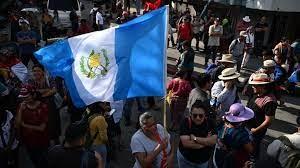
[192,113,204,119]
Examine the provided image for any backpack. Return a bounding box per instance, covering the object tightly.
[277,136,300,168]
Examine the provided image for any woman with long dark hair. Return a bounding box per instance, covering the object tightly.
[28,64,61,145]
[16,84,49,168]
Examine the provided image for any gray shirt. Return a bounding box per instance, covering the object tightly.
[229,38,245,57]
[131,124,171,168]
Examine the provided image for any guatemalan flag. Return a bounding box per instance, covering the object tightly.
[34,6,168,107]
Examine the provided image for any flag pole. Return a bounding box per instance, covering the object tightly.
[163,5,169,128]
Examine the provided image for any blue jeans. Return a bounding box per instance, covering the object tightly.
[92,144,107,168]
[177,150,208,168]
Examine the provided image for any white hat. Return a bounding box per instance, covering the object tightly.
[243,16,251,22]
[218,68,240,80]
[248,73,272,85]
[218,54,236,64]
[263,60,276,68]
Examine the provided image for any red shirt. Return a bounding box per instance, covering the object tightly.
[167,78,192,98]
[178,23,193,41]
[20,102,49,148]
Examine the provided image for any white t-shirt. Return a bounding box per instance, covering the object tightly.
[96,11,104,25]
[130,124,171,168]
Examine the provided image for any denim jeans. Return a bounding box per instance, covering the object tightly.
[177,150,208,168]
[92,144,107,168]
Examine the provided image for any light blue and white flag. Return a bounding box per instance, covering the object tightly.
[34,6,168,107]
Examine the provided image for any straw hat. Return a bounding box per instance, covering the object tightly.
[218,68,240,80]
[225,103,254,123]
[248,73,272,85]
[218,54,236,64]
[242,16,251,22]
[263,60,276,68]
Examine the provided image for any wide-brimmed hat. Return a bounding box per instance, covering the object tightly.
[242,16,251,22]
[218,54,236,64]
[218,68,240,80]
[225,103,254,123]
[263,60,276,68]
[248,73,272,85]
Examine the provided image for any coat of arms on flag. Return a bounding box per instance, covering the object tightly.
[80,49,110,79]
[34,6,168,107]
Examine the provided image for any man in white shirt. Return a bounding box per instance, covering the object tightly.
[96,9,104,30]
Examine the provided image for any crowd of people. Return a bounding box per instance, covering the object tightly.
[163,5,300,168]
[1,0,300,168]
